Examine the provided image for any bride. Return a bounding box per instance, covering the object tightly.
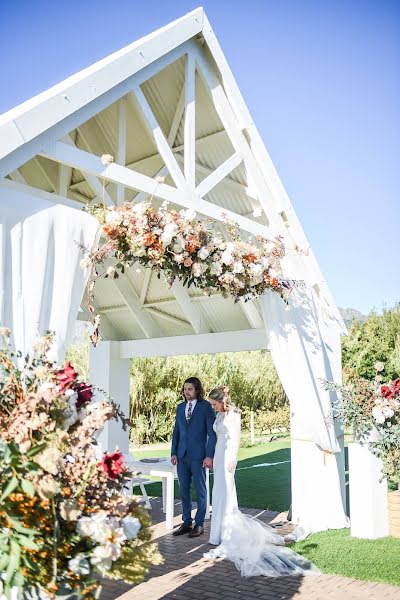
[204,386,320,577]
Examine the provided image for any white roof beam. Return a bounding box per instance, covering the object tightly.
[113,274,164,338]
[171,279,210,334]
[195,151,242,199]
[64,133,114,206]
[139,268,152,305]
[119,328,268,358]
[168,84,185,147]
[9,170,27,184]
[239,299,264,329]
[184,52,196,190]
[175,153,257,201]
[116,97,127,205]
[145,307,191,328]
[0,177,82,210]
[133,87,186,189]
[39,141,274,237]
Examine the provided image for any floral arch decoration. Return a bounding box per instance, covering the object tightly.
[83,199,295,344]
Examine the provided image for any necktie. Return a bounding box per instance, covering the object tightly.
[187,401,193,422]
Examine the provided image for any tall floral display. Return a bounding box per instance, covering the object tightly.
[326,367,400,486]
[0,329,161,599]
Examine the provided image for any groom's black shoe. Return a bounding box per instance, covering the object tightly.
[188,524,204,538]
[173,523,192,536]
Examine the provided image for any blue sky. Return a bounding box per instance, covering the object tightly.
[1,0,399,314]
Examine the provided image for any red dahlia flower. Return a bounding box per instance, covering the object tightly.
[101,451,125,479]
[56,361,78,391]
[76,382,93,409]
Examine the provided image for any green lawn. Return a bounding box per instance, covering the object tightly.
[292,528,400,586]
[132,440,291,511]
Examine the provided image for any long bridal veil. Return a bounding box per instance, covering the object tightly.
[204,509,320,577]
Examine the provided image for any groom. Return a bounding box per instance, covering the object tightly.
[171,376,216,537]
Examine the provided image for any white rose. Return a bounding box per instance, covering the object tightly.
[68,555,91,575]
[90,546,113,573]
[132,202,147,216]
[105,211,122,226]
[382,406,394,418]
[172,239,185,253]
[372,407,386,424]
[221,250,234,266]
[161,223,178,245]
[121,516,141,540]
[210,261,223,276]
[192,262,203,278]
[232,260,244,274]
[269,268,279,279]
[174,253,184,264]
[106,266,116,276]
[198,247,210,261]
[260,257,270,269]
[77,513,107,540]
[249,263,263,278]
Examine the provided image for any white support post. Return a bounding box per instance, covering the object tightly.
[117,97,127,205]
[89,341,131,459]
[184,53,196,190]
[59,164,72,197]
[348,441,389,538]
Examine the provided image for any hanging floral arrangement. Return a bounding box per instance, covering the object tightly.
[0,328,161,599]
[82,197,290,344]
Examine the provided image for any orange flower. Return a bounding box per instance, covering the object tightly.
[144,232,157,247]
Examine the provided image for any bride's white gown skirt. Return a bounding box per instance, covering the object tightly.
[205,411,320,577]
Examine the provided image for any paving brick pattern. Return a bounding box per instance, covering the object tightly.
[100,498,400,600]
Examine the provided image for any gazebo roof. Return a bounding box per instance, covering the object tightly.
[0,8,345,353]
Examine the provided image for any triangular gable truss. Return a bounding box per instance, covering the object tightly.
[0,8,345,348]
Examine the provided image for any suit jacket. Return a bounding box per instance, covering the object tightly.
[171,399,216,460]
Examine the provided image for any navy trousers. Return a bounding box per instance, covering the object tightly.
[177,454,207,526]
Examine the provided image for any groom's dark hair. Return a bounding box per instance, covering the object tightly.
[182,377,204,400]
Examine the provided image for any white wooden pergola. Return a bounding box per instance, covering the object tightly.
[0,8,348,534]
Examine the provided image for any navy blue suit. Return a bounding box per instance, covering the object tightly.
[171,399,216,526]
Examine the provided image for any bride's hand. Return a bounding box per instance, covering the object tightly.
[227,461,236,472]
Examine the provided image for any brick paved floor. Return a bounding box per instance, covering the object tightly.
[100,497,400,600]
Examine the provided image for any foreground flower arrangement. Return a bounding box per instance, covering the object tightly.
[0,329,161,599]
[83,200,289,343]
[325,367,400,485]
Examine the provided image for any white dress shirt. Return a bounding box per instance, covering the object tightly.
[185,399,197,420]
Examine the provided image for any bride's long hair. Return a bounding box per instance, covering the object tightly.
[208,386,241,413]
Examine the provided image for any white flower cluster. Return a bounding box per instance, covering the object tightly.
[372,397,399,424]
[68,513,141,575]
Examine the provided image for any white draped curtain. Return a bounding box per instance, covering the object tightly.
[0,187,99,362]
[262,285,349,536]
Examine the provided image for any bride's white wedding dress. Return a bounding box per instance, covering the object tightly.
[204,410,320,577]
